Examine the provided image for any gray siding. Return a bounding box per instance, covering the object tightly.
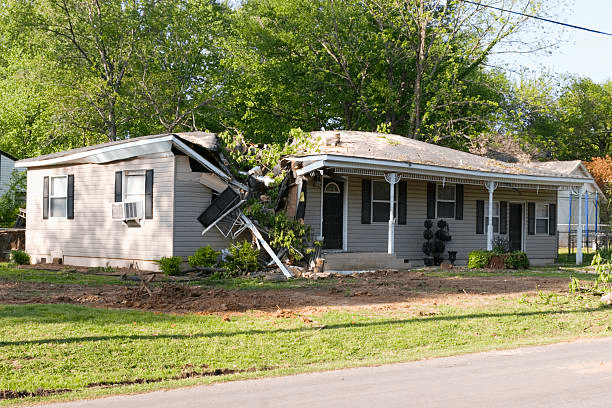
[25,153,175,270]
[0,155,18,197]
[172,155,231,258]
[304,174,558,266]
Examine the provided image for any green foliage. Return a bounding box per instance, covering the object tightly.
[492,237,510,254]
[503,251,530,269]
[224,241,260,277]
[188,246,220,268]
[0,170,26,227]
[155,256,183,276]
[244,201,311,261]
[467,250,492,269]
[10,250,30,265]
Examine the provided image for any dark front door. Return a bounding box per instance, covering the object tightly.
[509,203,523,251]
[323,179,344,249]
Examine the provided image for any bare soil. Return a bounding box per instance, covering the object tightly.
[0,267,572,316]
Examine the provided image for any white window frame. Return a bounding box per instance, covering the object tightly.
[371,180,397,223]
[436,184,456,219]
[485,201,500,234]
[49,175,68,219]
[535,203,549,235]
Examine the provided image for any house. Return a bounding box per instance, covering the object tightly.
[0,149,21,197]
[15,132,248,271]
[283,131,599,267]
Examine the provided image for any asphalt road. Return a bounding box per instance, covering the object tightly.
[42,337,612,408]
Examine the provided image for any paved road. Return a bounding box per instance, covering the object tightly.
[42,337,612,408]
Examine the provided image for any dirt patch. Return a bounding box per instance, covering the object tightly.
[0,269,571,315]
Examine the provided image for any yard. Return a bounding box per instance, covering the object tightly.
[1,263,611,406]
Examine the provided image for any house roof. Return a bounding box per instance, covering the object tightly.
[286,131,595,189]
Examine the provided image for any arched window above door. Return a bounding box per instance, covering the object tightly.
[324,182,341,194]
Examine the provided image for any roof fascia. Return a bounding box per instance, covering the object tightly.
[15,135,176,168]
[292,154,593,187]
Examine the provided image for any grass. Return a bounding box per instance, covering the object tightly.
[1,293,612,405]
[0,266,131,286]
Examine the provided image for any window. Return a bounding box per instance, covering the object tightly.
[485,202,500,234]
[49,176,67,218]
[114,169,154,220]
[536,204,549,234]
[124,170,146,203]
[372,180,397,223]
[436,185,456,218]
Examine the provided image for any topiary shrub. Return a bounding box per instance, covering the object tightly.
[468,250,491,269]
[10,250,30,265]
[155,256,182,276]
[504,251,529,269]
[188,246,220,268]
[224,241,260,277]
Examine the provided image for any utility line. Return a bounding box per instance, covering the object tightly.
[463,0,612,37]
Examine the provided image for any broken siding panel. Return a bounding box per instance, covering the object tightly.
[173,155,229,258]
[25,153,175,268]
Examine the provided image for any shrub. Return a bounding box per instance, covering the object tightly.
[188,246,220,268]
[492,237,510,254]
[155,256,182,276]
[504,251,529,269]
[468,250,492,269]
[224,241,259,277]
[10,250,30,265]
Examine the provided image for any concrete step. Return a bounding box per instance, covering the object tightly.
[322,252,410,271]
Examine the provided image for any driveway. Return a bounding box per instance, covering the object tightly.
[41,337,612,408]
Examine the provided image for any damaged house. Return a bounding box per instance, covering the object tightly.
[15,132,290,275]
[280,131,599,268]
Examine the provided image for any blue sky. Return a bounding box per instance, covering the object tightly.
[489,0,612,82]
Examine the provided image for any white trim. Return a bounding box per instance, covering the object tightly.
[290,154,594,187]
[296,160,325,176]
[49,175,68,219]
[16,136,175,168]
[343,176,348,252]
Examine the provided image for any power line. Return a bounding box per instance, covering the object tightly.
[463,0,612,37]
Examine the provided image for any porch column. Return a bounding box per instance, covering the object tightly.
[385,173,400,254]
[576,186,584,265]
[318,171,324,242]
[485,181,497,251]
[577,185,584,265]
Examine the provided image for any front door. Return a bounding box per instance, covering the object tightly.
[323,179,344,249]
[509,203,523,251]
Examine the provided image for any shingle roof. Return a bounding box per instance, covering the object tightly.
[291,131,590,180]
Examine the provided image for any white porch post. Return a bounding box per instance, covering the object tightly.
[385,173,400,254]
[318,171,324,242]
[577,185,584,265]
[485,181,497,251]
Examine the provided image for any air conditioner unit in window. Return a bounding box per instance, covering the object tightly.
[111,201,144,221]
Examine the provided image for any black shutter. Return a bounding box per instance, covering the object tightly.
[114,171,122,202]
[361,179,371,224]
[145,169,154,219]
[476,200,484,234]
[43,176,49,220]
[67,174,74,220]
[528,202,535,235]
[427,182,436,219]
[398,181,407,225]
[499,201,507,235]
[455,184,464,220]
[296,181,307,219]
[549,203,557,235]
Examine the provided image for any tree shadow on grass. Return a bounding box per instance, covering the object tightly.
[0,303,608,347]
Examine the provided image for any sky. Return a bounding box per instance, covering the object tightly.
[490,0,612,82]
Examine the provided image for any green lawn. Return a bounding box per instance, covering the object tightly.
[1,292,611,405]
